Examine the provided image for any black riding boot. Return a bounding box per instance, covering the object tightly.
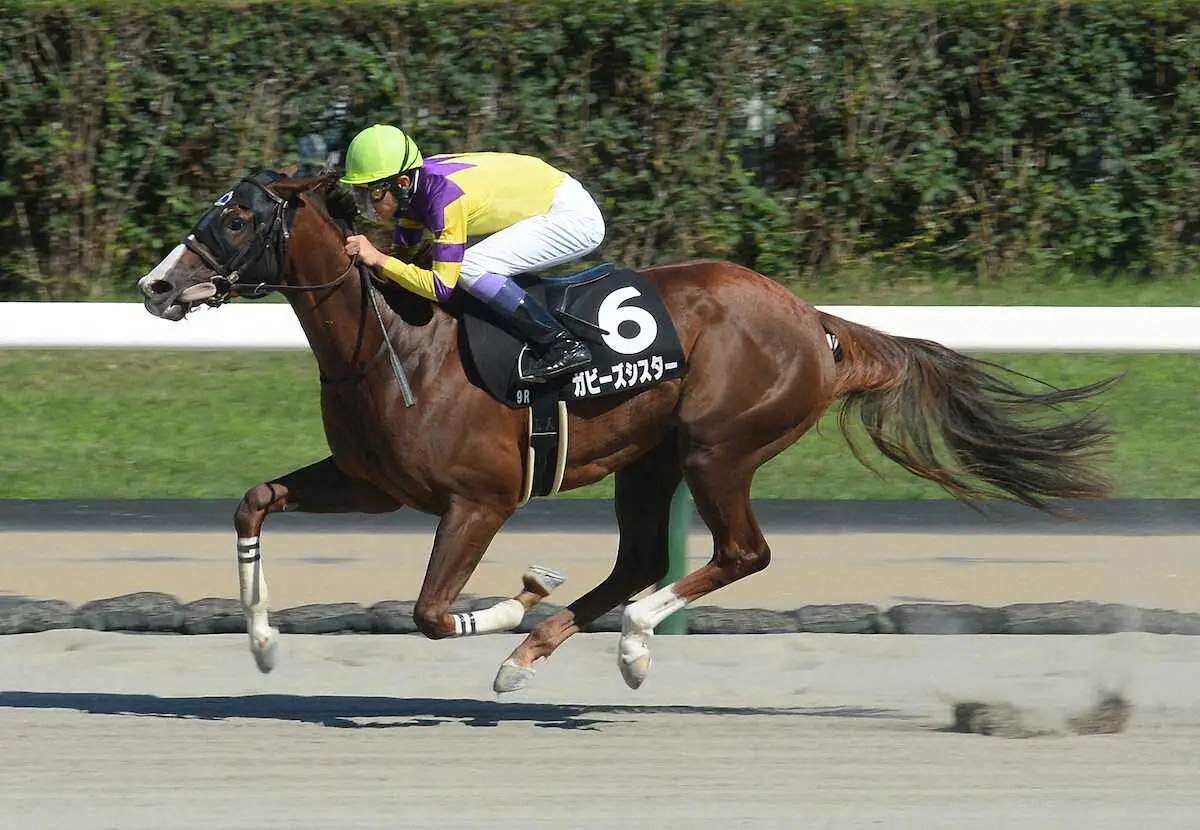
[504,294,593,383]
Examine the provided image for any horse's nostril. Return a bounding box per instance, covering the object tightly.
[148,279,173,295]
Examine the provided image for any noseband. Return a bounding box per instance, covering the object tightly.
[182,169,356,307]
[183,168,415,407]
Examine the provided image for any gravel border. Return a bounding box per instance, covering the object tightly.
[3,593,1199,636]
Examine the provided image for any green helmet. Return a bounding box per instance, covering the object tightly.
[340,124,423,186]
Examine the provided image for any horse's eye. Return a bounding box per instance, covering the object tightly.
[227,217,246,232]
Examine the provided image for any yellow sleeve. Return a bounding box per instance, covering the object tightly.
[380,200,466,304]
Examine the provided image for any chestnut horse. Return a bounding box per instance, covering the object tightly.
[137,169,1115,693]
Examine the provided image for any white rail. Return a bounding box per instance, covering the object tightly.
[1,302,1198,352]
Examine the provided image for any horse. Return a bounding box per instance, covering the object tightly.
[136,168,1117,693]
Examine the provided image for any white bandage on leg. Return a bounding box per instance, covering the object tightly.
[236,536,268,611]
[451,598,525,636]
[236,535,280,673]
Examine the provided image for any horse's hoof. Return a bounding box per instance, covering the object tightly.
[619,653,651,690]
[493,658,536,694]
[523,565,566,597]
[250,630,280,674]
[618,636,651,690]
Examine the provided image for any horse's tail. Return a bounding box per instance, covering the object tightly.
[816,310,1118,514]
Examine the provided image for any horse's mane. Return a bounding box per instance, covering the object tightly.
[270,171,355,235]
[271,170,436,327]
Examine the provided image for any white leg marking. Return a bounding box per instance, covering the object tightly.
[618,584,687,690]
[237,536,280,673]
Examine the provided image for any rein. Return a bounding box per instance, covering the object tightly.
[189,172,416,408]
[218,255,357,302]
[315,259,417,408]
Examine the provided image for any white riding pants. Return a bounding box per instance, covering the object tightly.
[458,175,606,288]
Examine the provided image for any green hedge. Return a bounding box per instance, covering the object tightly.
[2,0,1200,299]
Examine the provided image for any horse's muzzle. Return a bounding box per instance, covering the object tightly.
[137,274,187,321]
[137,243,227,321]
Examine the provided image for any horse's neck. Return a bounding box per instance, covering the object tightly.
[287,268,442,386]
[287,268,392,381]
[282,201,443,386]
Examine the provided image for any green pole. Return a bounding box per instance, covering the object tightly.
[656,482,691,635]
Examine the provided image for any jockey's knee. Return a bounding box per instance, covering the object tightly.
[564,180,605,253]
[583,222,605,253]
[579,210,605,253]
[412,604,454,640]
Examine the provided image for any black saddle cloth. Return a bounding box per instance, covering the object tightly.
[456,263,687,409]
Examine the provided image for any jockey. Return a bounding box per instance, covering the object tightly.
[339,123,604,384]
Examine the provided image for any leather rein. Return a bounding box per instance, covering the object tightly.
[183,174,416,407]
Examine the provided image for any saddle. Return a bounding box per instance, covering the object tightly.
[454,263,687,504]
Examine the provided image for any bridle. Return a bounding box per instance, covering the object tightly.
[181,169,357,307]
[182,168,415,406]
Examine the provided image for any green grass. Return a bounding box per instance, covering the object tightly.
[3,274,1199,500]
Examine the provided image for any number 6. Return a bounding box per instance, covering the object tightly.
[598,287,658,356]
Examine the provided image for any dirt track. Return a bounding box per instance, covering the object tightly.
[5,523,1199,826]
[2,630,1199,829]
[3,529,1199,611]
